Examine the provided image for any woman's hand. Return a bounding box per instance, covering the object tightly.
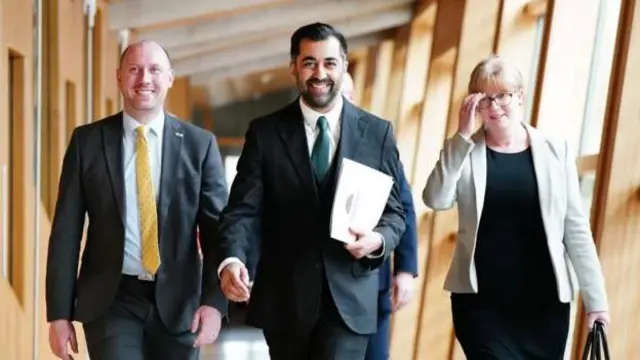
[587,311,611,329]
[458,93,484,137]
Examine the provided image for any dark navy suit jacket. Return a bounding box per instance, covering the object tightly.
[378,167,418,314]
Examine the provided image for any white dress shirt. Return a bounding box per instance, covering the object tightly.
[300,96,343,162]
[121,111,165,279]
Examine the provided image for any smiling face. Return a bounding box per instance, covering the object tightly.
[290,36,347,113]
[468,56,525,132]
[117,41,174,122]
[475,79,524,131]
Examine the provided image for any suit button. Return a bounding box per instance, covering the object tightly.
[315,262,321,269]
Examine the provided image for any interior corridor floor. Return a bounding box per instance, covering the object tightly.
[200,303,269,359]
[201,325,269,359]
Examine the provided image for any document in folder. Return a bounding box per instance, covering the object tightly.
[330,158,394,243]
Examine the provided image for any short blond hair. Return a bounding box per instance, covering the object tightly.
[468,55,524,94]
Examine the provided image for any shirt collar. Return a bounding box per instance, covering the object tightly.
[122,110,165,138]
[299,95,343,131]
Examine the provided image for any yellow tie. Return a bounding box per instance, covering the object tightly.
[135,126,161,275]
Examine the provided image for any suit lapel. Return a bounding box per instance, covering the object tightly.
[103,113,125,224]
[277,100,319,201]
[158,114,184,237]
[336,99,367,164]
[470,129,487,224]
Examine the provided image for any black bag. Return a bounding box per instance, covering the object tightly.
[581,321,610,360]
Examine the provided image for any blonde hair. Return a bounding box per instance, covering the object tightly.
[468,55,524,94]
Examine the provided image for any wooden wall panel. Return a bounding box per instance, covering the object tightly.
[393,4,460,354]
[530,0,600,151]
[45,0,86,212]
[166,77,193,120]
[394,8,436,180]
[493,0,545,123]
[413,1,502,359]
[576,0,640,357]
[96,1,122,118]
[366,40,394,117]
[399,3,460,360]
[1,0,36,358]
[386,1,549,359]
[383,26,410,129]
[350,49,370,108]
[358,46,378,112]
[0,0,120,358]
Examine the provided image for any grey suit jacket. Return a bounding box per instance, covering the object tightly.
[422,123,608,313]
[45,112,229,332]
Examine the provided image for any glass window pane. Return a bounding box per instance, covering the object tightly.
[578,0,622,156]
[525,15,546,123]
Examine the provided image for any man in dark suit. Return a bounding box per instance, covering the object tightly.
[45,40,228,360]
[342,73,418,360]
[215,23,406,360]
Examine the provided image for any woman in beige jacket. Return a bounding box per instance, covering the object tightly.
[423,55,610,359]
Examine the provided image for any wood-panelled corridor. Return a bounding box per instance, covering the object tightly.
[1,0,638,358]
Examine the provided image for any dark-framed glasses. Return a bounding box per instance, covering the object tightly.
[478,93,514,109]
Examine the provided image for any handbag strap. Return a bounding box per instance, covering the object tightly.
[582,328,596,360]
[582,321,610,360]
[592,324,601,360]
[595,322,610,360]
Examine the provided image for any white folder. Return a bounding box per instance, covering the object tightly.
[330,158,394,243]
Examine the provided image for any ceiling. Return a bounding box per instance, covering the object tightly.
[108,0,418,107]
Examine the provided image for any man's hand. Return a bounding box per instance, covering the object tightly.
[220,262,251,302]
[344,229,383,259]
[49,320,78,360]
[392,272,415,312]
[191,305,222,347]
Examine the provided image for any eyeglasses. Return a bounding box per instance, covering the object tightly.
[477,93,514,109]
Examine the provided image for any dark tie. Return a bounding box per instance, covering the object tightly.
[311,116,330,180]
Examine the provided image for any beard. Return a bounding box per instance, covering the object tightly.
[299,77,341,110]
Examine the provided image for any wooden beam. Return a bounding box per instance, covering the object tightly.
[172,8,413,76]
[412,1,502,359]
[192,66,295,108]
[392,3,437,182]
[382,26,410,129]
[576,154,599,175]
[192,54,287,82]
[574,0,640,358]
[217,137,245,147]
[140,0,414,51]
[107,0,286,30]
[165,77,192,120]
[362,40,395,116]
[385,3,439,360]
[493,0,547,125]
[351,48,370,107]
[530,0,601,154]
[524,0,548,17]
[189,32,391,81]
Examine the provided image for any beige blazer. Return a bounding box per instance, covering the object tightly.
[422,123,608,313]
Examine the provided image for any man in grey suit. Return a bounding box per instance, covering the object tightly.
[45,40,228,360]
[216,23,406,360]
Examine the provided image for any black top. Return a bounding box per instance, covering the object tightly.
[472,147,559,305]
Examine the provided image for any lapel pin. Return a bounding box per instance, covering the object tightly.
[175,132,183,138]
